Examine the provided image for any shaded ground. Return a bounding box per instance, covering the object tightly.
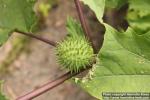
[1,0,98,100]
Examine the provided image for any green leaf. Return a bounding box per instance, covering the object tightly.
[0,0,37,46]
[75,1,150,99]
[127,0,150,33]
[0,28,11,45]
[127,13,150,34]
[79,24,150,99]
[66,17,84,37]
[106,0,127,8]
[128,0,150,17]
[80,0,105,22]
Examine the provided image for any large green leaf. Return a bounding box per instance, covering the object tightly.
[0,0,37,45]
[77,0,150,99]
[79,24,150,99]
[80,0,105,22]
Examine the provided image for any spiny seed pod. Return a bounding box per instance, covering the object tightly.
[56,36,94,73]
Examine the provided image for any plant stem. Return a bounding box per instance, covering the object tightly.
[74,0,96,53]
[15,30,57,47]
[16,67,91,100]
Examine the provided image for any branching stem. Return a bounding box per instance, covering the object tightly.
[15,30,57,47]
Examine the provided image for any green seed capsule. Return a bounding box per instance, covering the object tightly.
[56,36,94,73]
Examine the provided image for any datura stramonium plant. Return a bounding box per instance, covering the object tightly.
[56,36,95,73]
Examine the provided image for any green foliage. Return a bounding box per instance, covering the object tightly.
[0,82,7,100]
[0,0,150,99]
[106,0,127,8]
[0,0,37,46]
[80,0,150,33]
[0,93,7,100]
[56,18,94,73]
[0,28,11,45]
[78,0,150,99]
[104,0,150,33]
[80,24,150,99]
[127,0,150,33]
[128,0,150,17]
[66,17,84,37]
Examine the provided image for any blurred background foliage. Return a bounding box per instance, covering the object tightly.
[0,0,58,74]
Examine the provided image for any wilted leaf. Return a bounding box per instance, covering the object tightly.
[80,0,105,22]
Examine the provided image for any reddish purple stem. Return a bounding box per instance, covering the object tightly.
[15,30,57,47]
[74,0,96,53]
